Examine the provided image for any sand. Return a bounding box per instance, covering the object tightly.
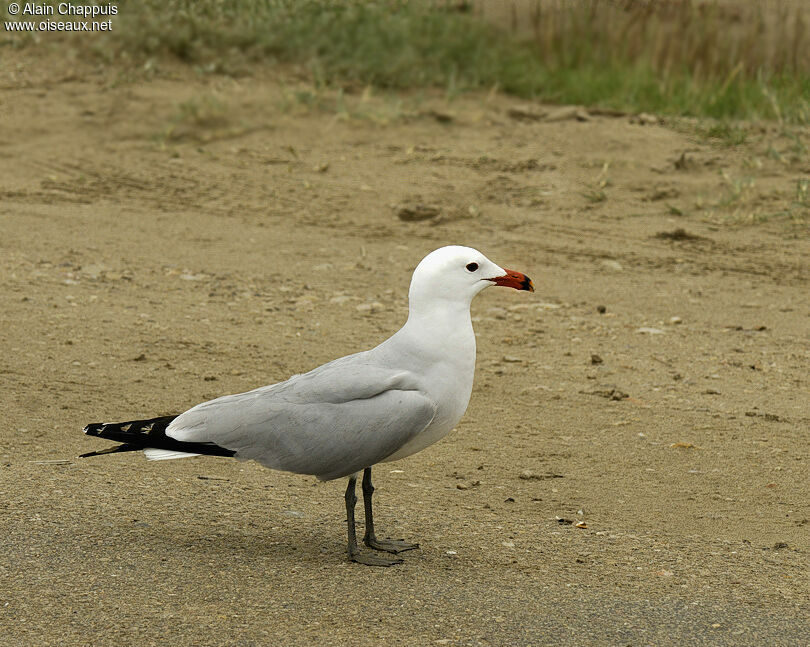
[1,50,808,646]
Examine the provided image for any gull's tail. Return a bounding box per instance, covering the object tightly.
[80,415,235,460]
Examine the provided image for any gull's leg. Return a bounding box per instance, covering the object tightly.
[345,473,403,567]
[361,467,419,554]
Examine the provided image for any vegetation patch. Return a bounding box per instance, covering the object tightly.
[5,0,809,122]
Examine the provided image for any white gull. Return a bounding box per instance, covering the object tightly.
[82,245,534,566]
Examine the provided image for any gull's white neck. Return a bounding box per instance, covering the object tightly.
[384,298,477,372]
[373,293,479,463]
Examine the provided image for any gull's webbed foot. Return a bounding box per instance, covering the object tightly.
[364,536,419,554]
[349,549,404,567]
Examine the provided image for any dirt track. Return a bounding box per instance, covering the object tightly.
[1,51,808,646]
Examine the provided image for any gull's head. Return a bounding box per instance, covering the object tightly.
[408,245,533,313]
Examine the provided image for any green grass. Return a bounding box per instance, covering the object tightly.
[8,0,810,123]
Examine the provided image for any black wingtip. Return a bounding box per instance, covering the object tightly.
[79,443,139,458]
[80,416,236,459]
[83,423,104,436]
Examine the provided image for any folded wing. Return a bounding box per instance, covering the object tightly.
[167,354,437,481]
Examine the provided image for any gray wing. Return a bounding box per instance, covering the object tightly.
[167,354,437,481]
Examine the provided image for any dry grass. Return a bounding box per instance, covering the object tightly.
[481,1,809,79]
[3,0,809,122]
[482,0,810,121]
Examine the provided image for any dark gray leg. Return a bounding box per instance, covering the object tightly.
[345,473,403,567]
[361,467,419,554]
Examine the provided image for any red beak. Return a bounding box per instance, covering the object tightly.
[491,269,534,292]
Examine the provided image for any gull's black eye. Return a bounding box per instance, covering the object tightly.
[466,262,479,272]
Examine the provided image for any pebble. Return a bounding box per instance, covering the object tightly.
[80,263,107,279]
[356,302,384,314]
[397,204,440,222]
[600,260,623,272]
[634,112,659,126]
[636,327,665,335]
[329,295,353,305]
[507,105,548,122]
[545,106,590,122]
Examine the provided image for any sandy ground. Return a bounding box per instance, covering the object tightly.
[1,50,808,646]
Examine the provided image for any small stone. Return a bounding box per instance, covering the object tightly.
[600,259,623,272]
[425,109,454,123]
[80,263,107,279]
[456,483,469,490]
[507,105,548,122]
[597,305,606,314]
[546,106,590,122]
[329,295,353,305]
[669,316,683,324]
[590,354,603,365]
[634,112,659,125]
[281,510,304,518]
[397,204,441,222]
[636,327,665,335]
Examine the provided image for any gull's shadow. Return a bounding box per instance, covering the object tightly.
[121,512,346,565]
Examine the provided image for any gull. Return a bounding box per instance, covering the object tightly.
[81,245,534,566]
